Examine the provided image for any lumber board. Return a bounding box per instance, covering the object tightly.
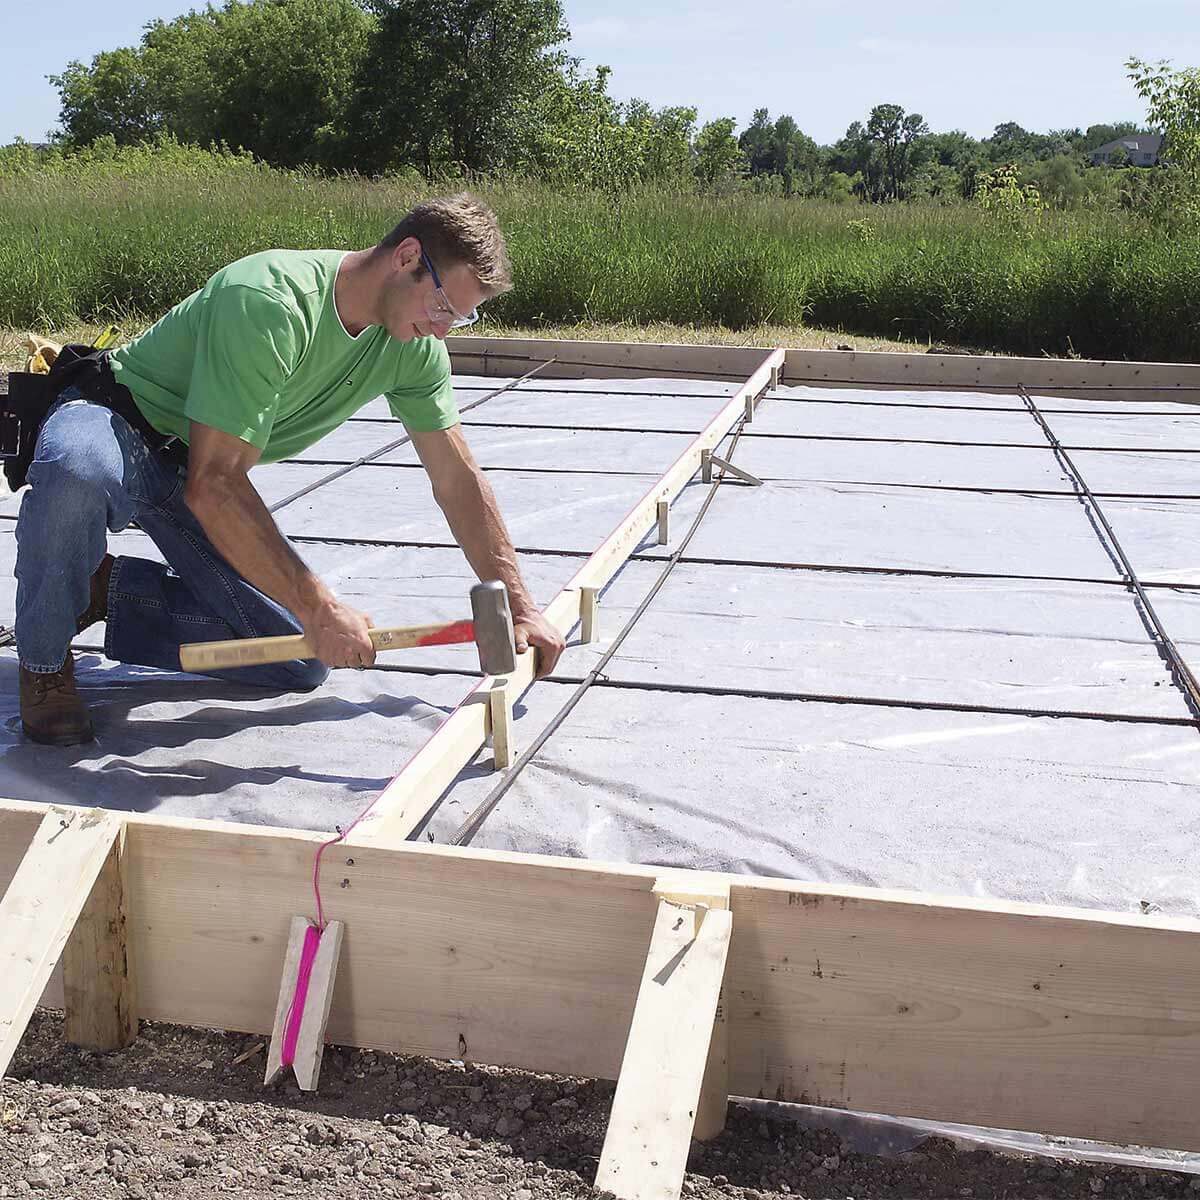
[449,336,770,383]
[724,879,1200,1146]
[0,806,122,1075]
[63,824,137,1052]
[448,336,1200,401]
[348,349,785,847]
[3,798,1200,1151]
[783,348,1200,405]
[596,891,733,1200]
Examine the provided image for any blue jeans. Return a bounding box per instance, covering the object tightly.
[14,391,329,690]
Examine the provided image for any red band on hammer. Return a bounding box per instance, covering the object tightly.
[416,619,475,648]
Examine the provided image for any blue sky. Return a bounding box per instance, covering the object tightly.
[5,0,1199,146]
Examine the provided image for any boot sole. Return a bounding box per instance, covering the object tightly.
[22,721,95,747]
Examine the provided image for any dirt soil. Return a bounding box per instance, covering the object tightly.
[2,1011,1195,1200]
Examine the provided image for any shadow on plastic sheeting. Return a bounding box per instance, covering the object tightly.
[0,653,449,814]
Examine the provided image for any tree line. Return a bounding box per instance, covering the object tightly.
[41,0,1190,212]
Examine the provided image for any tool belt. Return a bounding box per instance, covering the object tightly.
[2,346,188,492]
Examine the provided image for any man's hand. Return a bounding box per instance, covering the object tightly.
[300,596,376,669]
[513,609,565,678]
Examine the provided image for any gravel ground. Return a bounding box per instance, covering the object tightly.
[2,1010,1197,1200]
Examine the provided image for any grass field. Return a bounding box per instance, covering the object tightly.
[1,142,1196,361]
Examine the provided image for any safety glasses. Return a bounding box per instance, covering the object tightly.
[420,250,479,330]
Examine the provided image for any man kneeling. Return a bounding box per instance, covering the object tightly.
[14,193,563,745]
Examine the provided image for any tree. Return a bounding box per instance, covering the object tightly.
[1126,57,1200,226]
[203,0,373,167]
[738,108,775,176]
[52,47,164,146]
[864,103,929,201]
[1128,57,1200,186]
[831,120,878,200]
[52,0,370,168]
[1024,154,1088,208]
[908,161,961,204]
[350,0,570,175]
[989,121,1032,160]
[623,100,696,184]
[693,118,744,187]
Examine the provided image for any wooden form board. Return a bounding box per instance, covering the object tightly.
[449,335,772,383]
[346,349,785,846]
[782,348,1200,405]
[447,335,1200,404]
[3,796,1200,1152]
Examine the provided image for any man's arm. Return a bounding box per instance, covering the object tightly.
[184,421,376,668]
[410,425,565,678]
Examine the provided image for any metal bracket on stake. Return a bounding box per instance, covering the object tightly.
[701,449,763,487]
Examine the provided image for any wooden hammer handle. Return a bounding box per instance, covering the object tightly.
[179,620,475,673]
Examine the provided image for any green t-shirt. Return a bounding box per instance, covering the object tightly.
[109,248,458,464]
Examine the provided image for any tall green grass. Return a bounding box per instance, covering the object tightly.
[1,143,1197,360]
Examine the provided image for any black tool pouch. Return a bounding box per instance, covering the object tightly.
[1,369,58,493]
[1,345,186,492]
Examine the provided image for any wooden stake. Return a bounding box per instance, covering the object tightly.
[595,880,732,1200]
[489,683,514,770]
[657,499,669,546]
[0,807,122,1077]
[744,394,755,423]
[264,917,345,1092]
[701,449,713,484]
[770,363,780,391]
[63,823,137,1053]
[581,587,599,644]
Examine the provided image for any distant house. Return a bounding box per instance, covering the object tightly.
[1088,134,1163,166]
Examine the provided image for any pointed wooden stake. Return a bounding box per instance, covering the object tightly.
[581,587,599,644]
[488,682,514,769]
[657,499,669,546]
[264,917,344,1092]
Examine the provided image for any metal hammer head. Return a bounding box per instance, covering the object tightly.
[470,581,517,676]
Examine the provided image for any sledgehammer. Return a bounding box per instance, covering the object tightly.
[178,581,517,675]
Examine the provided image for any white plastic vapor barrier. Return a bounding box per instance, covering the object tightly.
[0,375,1196,927]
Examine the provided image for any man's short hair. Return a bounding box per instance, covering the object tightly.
[378,193,512,297]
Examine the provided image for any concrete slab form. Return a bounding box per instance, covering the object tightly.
[4,339,1200,1200]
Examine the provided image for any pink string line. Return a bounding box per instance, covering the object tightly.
[280,923,321,1068]
[283,665,491,1061]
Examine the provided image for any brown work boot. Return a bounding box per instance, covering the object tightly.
[76,553,114,634]
[20,655,94,746]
